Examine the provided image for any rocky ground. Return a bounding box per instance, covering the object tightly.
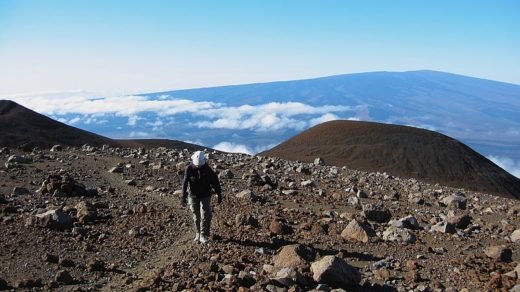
[1,145,520,291]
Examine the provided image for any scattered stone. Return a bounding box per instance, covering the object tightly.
[310,255,361,287]
[270,219,292,235]
[274,244,316,269]
[484,245,512,262]
[389,215,420,230]
[219,169,234,179]
[42,253,59,263]
[510,229,520,243]
[87,258,106,271]
[55,270,74,284]
[362,203,392,223]
[58,258,75,267]
[133,203,148,214]
[442,192,467,209]
[109,165,124,173]
[382,226,416,244]
[271,267,308,287]
[340,219,376,243]
[236,190,258,201]
[38,174,89,197]
[26,209,72,230]
[11,186,31,197]
[75,201,97,223]
[236,214,257,226]
[125,179,137,186]
[314,157,324,166]
[0,147,9,155]
[15,278,42,288]
[446,213,472,229]
[50,145,63,152]
[431,222,456,234]
[0,278,9,290]
[356,189,368,198]
[301,180,315,187]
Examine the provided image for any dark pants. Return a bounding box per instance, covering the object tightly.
[188,196,212,237]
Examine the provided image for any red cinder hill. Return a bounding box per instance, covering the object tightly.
[261,120,520,199]
[0,100,205,151]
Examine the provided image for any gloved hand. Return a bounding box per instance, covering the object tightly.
[217,194,222,204]
[181,195,187,206]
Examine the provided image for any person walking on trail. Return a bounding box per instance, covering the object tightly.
[182,150,222,244]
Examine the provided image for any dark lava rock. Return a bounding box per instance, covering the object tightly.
[55,270,74,284]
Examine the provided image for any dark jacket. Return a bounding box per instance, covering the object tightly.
[182,163,222,199]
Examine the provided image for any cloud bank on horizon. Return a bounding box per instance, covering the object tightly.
[4,91,520,178]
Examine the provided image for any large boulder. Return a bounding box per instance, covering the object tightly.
[310,256,361,287]
[38,174,90,197]
[273,244,316,269]
[340,219,376,243]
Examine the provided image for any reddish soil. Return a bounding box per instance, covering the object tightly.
[261,120,520,199]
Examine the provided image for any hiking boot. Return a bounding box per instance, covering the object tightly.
[199,235,208,244]
[193,233,200,242]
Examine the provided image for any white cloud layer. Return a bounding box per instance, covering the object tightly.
[309,113,340,127]
[212,141,278,155]
[213,142,254,154]
[487,155,520,178]
[7,92,359,132]
[195,102,355,132]
[9,93,219,116]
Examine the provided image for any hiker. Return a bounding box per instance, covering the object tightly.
[181,150,222,243]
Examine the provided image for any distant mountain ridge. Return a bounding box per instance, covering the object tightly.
[261,120,520,199]
[145,70,520,160]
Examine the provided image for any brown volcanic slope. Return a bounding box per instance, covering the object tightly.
[261,120,520,199]
[0,100,205,151]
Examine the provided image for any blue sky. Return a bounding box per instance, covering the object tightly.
[0,0,519,95]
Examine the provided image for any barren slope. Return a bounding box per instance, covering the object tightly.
[261,120,520,199]
[0,100,205,151]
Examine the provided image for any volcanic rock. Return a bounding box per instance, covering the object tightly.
[109,165,124,173]
[310,255,361,287]
[236,190,258,201]
[442,192,467,209]
[362,203,392,223]
[270,267,309,287]
[511,229,520,243]
[389,215,420,230]
[273,244,316,269]
[431,222,456,234]
[50,145,63,152]
[11,187,31,197]
[55,270,74,284]
[446,213,472,229]
[382,226,416,244]
[87,258,106,272]
[26,209,72,230]
[340,219,376,243]
[484,245,512,262]
[75,201,97,223]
